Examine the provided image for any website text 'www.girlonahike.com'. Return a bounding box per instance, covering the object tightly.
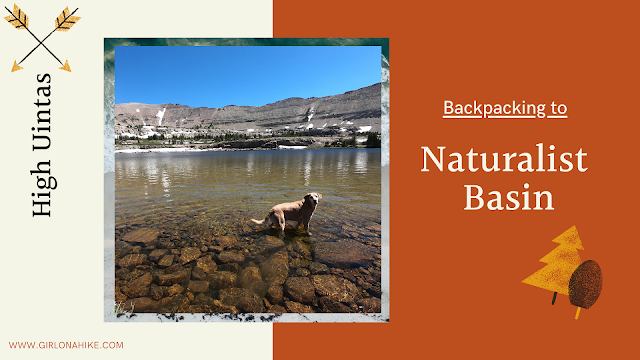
[8,341,124,350]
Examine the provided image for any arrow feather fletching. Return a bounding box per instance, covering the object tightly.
[54,7,80,32]
[4,4,29,30]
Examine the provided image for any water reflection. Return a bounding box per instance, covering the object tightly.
[161,169,171,197]
[336,150,349,176]
[354,150,368,174]
[303,151,312,187]
[115,148,381,225]
[246,151,255,177]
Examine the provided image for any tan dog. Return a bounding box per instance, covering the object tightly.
[251,193,322,235]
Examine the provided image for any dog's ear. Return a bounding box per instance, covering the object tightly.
[304,193,311,201]
[317,193,322,202]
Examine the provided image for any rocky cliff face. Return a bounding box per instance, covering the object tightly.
[115,83,381,136]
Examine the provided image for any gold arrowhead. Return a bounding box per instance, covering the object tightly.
[59,60,71,72]
[11,60,23,72]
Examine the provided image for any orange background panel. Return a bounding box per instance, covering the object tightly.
[274,1,640,358]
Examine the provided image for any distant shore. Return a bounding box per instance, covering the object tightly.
[115,145,309,154]
[115,134,380,154]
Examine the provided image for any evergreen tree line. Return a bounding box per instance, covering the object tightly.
[116,130,382,148]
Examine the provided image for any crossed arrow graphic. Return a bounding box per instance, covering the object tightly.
[4,4,80,72]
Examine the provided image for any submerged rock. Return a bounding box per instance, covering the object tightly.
[356,278,371,290]
[115,267,130,279]
[149,284,163,300]
[284,301,315,313]
[366,285,382,298]
[266,283,284,305]
[260,250,289,285]
[238,267,262,287]
[124,269,147,281]
[123,272,153,298]
[148,249,168,262]
[217,251,245,264]
[216,236,237,248]
[308,262,330,275]
[193,294,238,313]
[122,228,160,246]
[269,304,287,313]
[156,241,175,250]
[209,246,224,253]
[159,294,189,313]
[158,254,174,267]
[296,268,311,277]
[253,236,286,254]
[179,247,201,265]
[284,277,315,304]
[213,300,239,313]
[319,296,353,313]
[115,241,133,258]
[155,269,191,286]
[218,288,265,313]
[196,257,218,273]
[313,240,378,268]
[118,254,148,269]
[289,258,311,269]
[186,280,210,293]
[191,267,208,280]
[311,275,358,303]
[166,283,184,297]
[164,264,184,274]
[238,267,270,297]
[218,263,242,274]
[207,271,237,289]
[291,241,311,258]
[193,293,215,307]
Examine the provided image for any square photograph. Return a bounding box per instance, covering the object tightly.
[106,40,389,321]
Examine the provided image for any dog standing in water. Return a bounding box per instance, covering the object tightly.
[250,193,322,235]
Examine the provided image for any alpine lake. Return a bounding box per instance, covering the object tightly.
[114,148,382,314]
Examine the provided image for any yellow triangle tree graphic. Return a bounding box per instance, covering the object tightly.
[522,226,583,304]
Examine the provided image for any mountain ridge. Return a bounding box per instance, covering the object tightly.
[115,83,382,137]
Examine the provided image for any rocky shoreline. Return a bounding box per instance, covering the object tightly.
[116,137,320,153]
[115,219,382,314]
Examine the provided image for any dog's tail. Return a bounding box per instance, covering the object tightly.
[250,216,268,224]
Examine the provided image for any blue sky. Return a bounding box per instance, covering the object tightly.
[115,46,381,108]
